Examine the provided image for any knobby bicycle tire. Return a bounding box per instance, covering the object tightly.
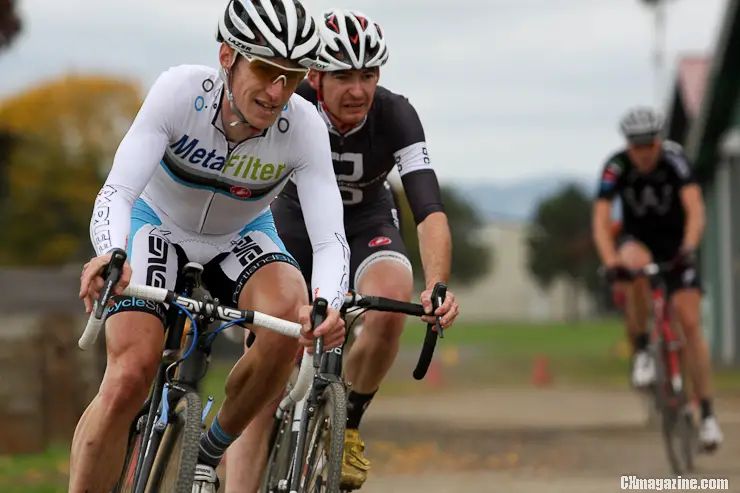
[301,382,346,493]
[145,392,203,493]
[652,342,695,475]
[260,406,296,493]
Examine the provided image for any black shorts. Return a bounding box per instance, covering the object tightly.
[271,194,412,291]
[617,233,701,293]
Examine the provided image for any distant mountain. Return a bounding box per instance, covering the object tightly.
[450,174,595,222]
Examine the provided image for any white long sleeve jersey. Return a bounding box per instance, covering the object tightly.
[89,64,349,309]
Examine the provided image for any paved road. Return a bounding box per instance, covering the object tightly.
[219,387,738,491]
[353,388,739,492]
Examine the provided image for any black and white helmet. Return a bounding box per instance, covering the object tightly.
[619,106,664,143]
[315,9,389,71]
[217,0,322,69]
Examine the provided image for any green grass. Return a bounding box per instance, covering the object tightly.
[391,318,631,389]
[398,318,625,353]
[392,318,740,391]
[0,443,69,493]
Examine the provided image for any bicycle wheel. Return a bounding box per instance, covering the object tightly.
[652,342,695,474]
[260,406,296,493]
[300,382,346,493]
[114,414,147,493]
[145,392,203,493]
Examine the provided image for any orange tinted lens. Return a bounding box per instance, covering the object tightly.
[249,59,306,86]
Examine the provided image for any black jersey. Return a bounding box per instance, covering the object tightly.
[596,141,697,254]
[279,81,444,228]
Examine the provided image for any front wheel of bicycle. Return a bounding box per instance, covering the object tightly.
[300,381,347,493]
[145,392,203,493]
[652,342,695,475]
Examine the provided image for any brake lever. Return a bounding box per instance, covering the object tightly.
[432,283,446,339]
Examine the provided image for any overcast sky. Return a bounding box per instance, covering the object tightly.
[0,0,730,184]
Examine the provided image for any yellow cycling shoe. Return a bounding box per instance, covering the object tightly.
[340,429,371,489]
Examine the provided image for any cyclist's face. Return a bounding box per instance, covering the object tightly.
[627,137,662,172]
[221,45,307,129]
[316,68,379,125]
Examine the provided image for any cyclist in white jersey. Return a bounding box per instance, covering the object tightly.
[72,1,349,492]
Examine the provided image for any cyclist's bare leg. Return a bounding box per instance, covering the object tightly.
[617,241,658,389]
[68,312,164,493]
[223,341,283,493]
[671,287,722,447]
[345,259,413,395]
[618,242,653,349]
[672,289,712,401]
[203,262,305,474]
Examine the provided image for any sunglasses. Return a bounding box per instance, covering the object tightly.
[244,55,308,88]
[626,132,659,147]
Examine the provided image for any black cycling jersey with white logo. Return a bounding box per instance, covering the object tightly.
[280,80,444,232]
[596,140,696,256]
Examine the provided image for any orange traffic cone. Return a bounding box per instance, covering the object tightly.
[531,353,552,387]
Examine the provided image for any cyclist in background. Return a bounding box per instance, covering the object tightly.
[592,106,722,451]
[224,9,460,492]
[71,1,350,492]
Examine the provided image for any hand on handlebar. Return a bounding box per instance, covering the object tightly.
[420,285,458,330]
[297,305,345,351]
[79,252,132,314]
[672,246,697,271]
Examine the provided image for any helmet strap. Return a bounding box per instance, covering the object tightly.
[219,51,254,129]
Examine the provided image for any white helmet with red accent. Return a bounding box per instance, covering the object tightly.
[316,9,389,71]
[217,0,322,69]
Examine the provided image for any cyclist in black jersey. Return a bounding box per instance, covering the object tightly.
[224,9,460,491]
[592,106,722,451]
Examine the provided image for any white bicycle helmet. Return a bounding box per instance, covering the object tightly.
[619,106,664,144]
[217,0,322,70]
[315,9,389,71]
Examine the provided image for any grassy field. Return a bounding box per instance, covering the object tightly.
[5,318,740,492]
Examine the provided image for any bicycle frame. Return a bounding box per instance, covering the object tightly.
[649,281,684,398]
[80,248,319,493]
[127,264,216,491]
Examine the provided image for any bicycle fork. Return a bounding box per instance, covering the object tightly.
[652,290,684,397]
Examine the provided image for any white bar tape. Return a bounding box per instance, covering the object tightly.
[122,284,168,302]
[252,312,302,338]
[78,305,105,351]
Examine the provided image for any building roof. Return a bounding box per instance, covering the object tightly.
[664,55,711,145]
[686,0,740,181]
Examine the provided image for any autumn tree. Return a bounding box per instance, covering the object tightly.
[526,183,601,320]
[392,183,492,287]
[0,75,142,266]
